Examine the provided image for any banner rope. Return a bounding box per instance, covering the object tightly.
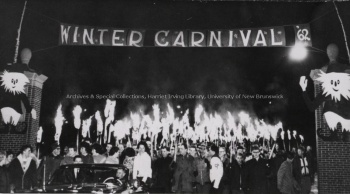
[26,7,61,24]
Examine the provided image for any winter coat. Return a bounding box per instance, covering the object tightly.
[245,158,269,194]
[194,157,210,185]
[80,154,94,164]
[0,165,10,193]
[229,159,247,190]
[38,154,63,184]
[8,156,37,191]
[278,160,298,194]
[172,154,195,192]
[154,156,173,188]
[292,156,312,184]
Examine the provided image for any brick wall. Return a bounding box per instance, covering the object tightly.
[0,72,47,153]
[314,82,350,194]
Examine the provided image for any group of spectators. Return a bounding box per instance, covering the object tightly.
[0,138,315,194]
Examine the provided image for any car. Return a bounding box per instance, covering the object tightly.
[23,163,130,193]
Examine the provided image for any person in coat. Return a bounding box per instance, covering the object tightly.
[0,151,10,193]
[229,153,247,194]
[153,146,173,193]
[292,146,312,194]
[171,143,196,193]
[194,143,211,193]
[209,144,223,193]
[8,145,37,192]
[245,145,269,194]
[277,152,299,194]
[38,142,63,184]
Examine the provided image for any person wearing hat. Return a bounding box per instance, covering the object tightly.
[37,142,63,184]
[245,145,269,194]
[0,50,37,128]
[292,146,312,194]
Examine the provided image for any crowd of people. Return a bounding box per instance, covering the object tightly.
[0,138,316,194]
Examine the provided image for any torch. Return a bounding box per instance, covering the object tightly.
[293,130,299,148]
[82,116,93,139]
[73,105,82,151]
[95,111,103,144]
[54,104,65,144]
[104,100,116,144]
[269,143,276,159]
[37,126,43,158]
[299,135,304,145]
[287,129,291,151]
[281,130,286,151]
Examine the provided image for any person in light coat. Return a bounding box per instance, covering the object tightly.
[133,141,152,185]
[209,144,223,193]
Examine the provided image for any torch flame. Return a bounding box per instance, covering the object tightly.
[54,104,65,142]
[95,111,103,133]
[72,105,82,129]
[299,135,304,143]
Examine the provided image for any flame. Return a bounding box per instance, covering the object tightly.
[194,104,204,124]
[54,104,65,141]
[299,135,304,143]
[37,126,43,143]
[95,111,103,133]
[287,129,291,140]
[238,111,250,126]
[72,105,82,129]
[61,102,308,146]
[82,116,93,138]
[293,130,297,138]
[281,130,285,140]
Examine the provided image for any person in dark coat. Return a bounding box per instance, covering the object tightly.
[0,151,10,193]
[153,146,173,193]
[292,146,312,194]
[62,156,92,184]
[80,142,94,164]
[245,145,269,194]
[171,143,196,193]
[219,146,230,194]
[38,142,63,184]
[8,145,37,192]
[194,144,211,194]
[267,150,285,194]
[305,146,315,184]
[229,153,247,194]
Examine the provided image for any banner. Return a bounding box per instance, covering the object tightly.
[294,24,312,46]
[59,23,312,47]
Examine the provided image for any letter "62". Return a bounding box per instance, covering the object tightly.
[297,29,310,41]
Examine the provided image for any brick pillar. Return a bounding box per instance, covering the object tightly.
[0,71,47,152]
[310,67,350,193]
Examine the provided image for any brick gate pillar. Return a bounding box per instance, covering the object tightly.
[310,66,350,194]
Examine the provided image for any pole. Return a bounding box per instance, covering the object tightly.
[76,128,79,152]
[333,1,350,63]
[269,143,276,159]
[37,143,40,159]
[13,0,27,63]
[43,156,46,190]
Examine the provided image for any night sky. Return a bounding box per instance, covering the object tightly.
[0,0,350,150]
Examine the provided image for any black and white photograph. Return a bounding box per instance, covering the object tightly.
[0,0,349,193]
